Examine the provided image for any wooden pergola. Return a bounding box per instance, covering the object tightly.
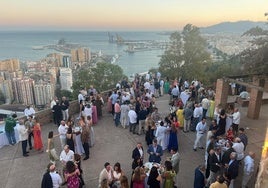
[215,74,268,119]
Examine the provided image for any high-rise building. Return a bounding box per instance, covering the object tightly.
[12,78,35,105]
[0,59,20,72]
[71,48,91,64]
[84,48,91,62]
[26,61,47,73]
[77,48,86,62]
[34,82,54,108]
[71,49,79,62]
[59,68,73,92]
[46,53,63,67]
[63,56,72,68]
[0,79,14,104]
[48,67,58,84]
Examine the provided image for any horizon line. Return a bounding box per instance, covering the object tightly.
[0,20,266,32]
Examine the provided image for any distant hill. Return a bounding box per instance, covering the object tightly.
[200,20,268,34]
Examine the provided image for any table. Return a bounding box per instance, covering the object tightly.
[0,124,19,148]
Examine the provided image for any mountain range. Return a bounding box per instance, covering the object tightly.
[200,20,268,34]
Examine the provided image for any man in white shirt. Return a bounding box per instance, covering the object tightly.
[145,73,150,81]
[58,121,68,150]
[232,108,241,135]
[60,145,74,179]
[155,121,168,150]
[192,103,203,131]
[121,92,130,104]
[193,117,207,151]
[242,151,255,188]
[60,145,74,166]
[17,119,29,157]
[159,79,164,96]
[180,90,190,107]
[144,81,150,90]
[98,162,113,188]
[128,105,137,134]
[116,82,121,90]
[24,105,35,119]
[232,137,244,161]
[49,164,62,188]
[78,91,85,105]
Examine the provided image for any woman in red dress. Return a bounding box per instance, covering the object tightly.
[32,118,43,152]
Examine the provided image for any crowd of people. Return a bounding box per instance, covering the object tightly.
[4,71,256,188]
[97,72,255,188]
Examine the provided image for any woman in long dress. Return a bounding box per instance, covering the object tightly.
[216,109,227,137]
[147,166,162,188]
[95,94,104,118]
[164,78,170,94]
[91,101,98,124]
[46,131,59,164]
[74,117,85,155]
[208,98,215,120]
[176,106,184,129]
[168,117,179,151]
[86,116,95,147]
[107,91,113,113]
[162,161,176,188]
[66,127,75,152]
[33,118,43,152]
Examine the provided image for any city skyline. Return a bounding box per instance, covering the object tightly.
[0,0,267,30]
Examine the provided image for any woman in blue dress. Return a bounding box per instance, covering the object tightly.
[168,116,179,151]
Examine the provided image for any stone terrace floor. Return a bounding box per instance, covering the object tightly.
[0,94,267,188]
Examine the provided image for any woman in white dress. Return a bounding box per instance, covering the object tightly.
[74,116,85,155]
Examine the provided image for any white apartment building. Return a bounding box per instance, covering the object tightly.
[59,68,73,92]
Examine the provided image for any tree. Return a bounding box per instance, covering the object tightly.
[159,31,183,79]
[181,24,211,81]
[72,62,126,96]
[158,24,211,83]
[239,26,268,74]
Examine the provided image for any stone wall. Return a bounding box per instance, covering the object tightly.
[35,100,80,125]
[34,90,112,125]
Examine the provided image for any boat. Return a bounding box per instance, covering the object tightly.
[110,54,120,64]
[32,46,44,50]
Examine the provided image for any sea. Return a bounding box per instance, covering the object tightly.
[0,31,170,77]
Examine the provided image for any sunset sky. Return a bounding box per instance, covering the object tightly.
[1,0,267,30]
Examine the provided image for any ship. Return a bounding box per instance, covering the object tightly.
[32,46,44,50]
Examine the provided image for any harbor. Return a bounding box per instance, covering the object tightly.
[108,32,169,53]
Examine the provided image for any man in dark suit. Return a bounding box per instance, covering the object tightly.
[41,163,53,188]
[194,164,206,188]
[132,142,144,165]
[226,152,239,188]
[147,139,163,163]
[207,148,222,187]
[222,141,235,165]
